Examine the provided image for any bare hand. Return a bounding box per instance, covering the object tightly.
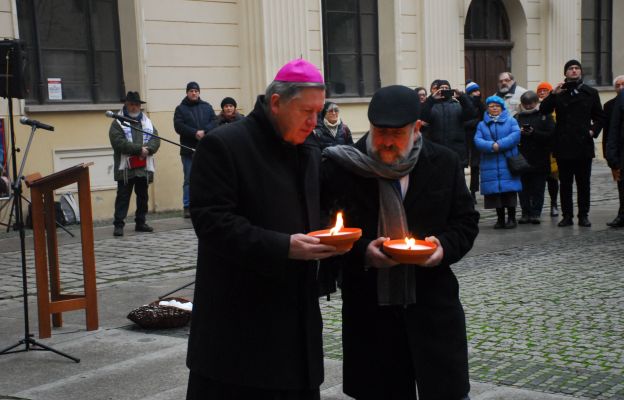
[453,89,463,98]
[432,88,443,99]
[419,236,444,267]
[589,130,594,138]
[613,169,621,182]
[492,142,500,152]
[365,237,398,269]
[141,147,149,158]
[552,82,565,94]
[288,233,342,260]
[195,130,205,140]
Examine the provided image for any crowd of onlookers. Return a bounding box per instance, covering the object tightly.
[104,58,624,236]
[326,61,624,230]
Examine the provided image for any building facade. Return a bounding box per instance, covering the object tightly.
[0,0,621,221]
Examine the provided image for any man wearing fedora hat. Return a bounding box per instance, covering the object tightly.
[109,91,160,237]
[321,85,479,400]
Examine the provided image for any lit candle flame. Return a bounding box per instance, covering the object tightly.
[329,212,344,236]
[404,237,416,250]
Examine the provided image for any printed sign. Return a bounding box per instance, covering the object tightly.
[47,78,62,100]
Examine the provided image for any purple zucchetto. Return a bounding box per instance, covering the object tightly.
[274,59,324,84]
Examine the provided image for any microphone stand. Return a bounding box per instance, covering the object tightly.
[0,93,79,362]
[117,119,196,298]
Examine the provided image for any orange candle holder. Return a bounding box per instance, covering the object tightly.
[383,239,436,264]
[307,228,362,252]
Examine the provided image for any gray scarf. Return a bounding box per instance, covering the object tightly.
[323,134,423,306]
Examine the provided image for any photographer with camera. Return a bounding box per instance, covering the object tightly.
[421,80,477,167]
[540,60,605,227]
[515,91,555,224]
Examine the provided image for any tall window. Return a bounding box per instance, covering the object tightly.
[17,0,124,104]
[322,0,380,98]
[581,0,612,86]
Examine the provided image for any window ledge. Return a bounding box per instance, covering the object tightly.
[24,103,122,113]
[326,97,372,104]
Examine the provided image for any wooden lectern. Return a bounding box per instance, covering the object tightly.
[25,163,98,339]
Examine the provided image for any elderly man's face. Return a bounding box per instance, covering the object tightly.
[498,74,514,93]
[271,87,325,145]
[370,122,421,165]
[615,78,624,94]
[186,89,200,102]
[125,102,141,117]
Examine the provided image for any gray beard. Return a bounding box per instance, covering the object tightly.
[498,86,510,94]
[128,111,140,118]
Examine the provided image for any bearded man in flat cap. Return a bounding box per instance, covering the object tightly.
[186,59,345,399]
[321,85,479,400]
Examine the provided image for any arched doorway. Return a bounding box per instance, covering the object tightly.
[464,0,512,97]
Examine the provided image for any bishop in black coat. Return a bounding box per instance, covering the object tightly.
[186,95,325,397]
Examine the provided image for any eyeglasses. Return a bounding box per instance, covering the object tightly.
[327,108,339,113]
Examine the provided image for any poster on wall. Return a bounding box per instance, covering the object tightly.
[47,78,62,100]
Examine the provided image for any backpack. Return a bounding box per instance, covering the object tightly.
[59,192,80,225]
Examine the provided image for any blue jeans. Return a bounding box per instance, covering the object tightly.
[181,154,193,208]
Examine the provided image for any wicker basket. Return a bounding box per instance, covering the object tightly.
[127,297,192,329]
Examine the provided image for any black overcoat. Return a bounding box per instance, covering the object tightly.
[173,97,218,156]
[321,137,479,399]
[515,109,555,173]
[606,92,624,170]
[186,96,324,391]
[540,83,605,160]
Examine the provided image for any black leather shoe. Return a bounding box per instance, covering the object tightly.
[518,215,530,224]
[113,226,124,237]
[558,217,573,227]
[530,217,541,224]
[183,208,191,218]
[135,223,154,232]
[606,216,624,227]
[504,218,517,229]
[494,220,505,229]
[578,217,591,227]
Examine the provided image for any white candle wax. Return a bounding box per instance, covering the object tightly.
[387,243,431,251]
[315,231,351,237]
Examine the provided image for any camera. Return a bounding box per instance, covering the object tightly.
[522,123,531,129]
[440,89,454,99]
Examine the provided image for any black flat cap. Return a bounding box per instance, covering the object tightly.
[368,85,421,128]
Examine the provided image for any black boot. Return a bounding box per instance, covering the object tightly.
[505,207,517,229]
[494,208,505,229]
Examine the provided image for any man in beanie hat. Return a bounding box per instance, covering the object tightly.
[109,91,161,236]
[495,71,527,116]
[321,85,478,400]
[173,81,218,218]
[541,59,605,227]
[217,96,244,125]
[186,59,345,399]
[464,80,487,203]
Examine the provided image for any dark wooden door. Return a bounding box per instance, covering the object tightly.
[464,0,512,97]
[465,45,511,97]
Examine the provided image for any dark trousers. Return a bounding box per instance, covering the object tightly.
[519,172,547,218]
[557,158,592,218]
[616,179,624,217]
[547,176,559,208]
[113,177,148,228]
[469,165,480,194]
[186,371,320,400]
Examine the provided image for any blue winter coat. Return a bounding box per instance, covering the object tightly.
[474,109,522,195]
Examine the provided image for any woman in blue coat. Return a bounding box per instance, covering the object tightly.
[475,96,522,228]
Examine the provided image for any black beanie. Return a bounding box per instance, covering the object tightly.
[186,81,200,92]
[564,59,582,74]
[221,97,237,109]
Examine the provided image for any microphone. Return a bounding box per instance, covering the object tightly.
[19,117,55,131]
[105,111,137,124]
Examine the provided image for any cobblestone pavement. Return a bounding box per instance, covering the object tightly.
[321,228,624,399]
[0,229,198,302]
